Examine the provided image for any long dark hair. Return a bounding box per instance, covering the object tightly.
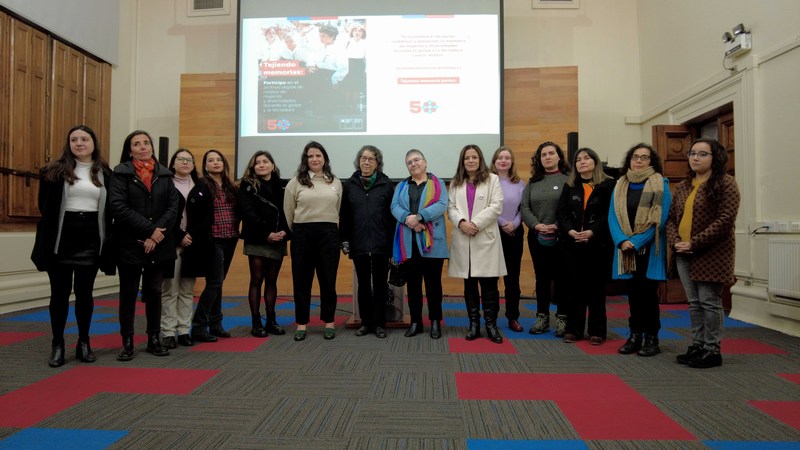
[490,146,520,183]
[688,138,729,201]
[200,149,237,200]
[43,124,109,186]
[620,143,663,176]
[566,147,611,187]
[530,141,570,183]
[242,150,281,192]
[168,148,199,182]
[451,144,490,187]
[296,141,334,188]
[119,130,155,164]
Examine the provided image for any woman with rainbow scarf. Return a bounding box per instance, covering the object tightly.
[391,149,449,339]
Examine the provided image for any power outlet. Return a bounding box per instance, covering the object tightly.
[774,221,790,232]
[791,222,800,232]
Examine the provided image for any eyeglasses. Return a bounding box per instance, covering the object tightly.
[359,156,376,163]
[175,157,194,163]
[406,157,424,167]
[687,151,712,158]
[631,155,651,162]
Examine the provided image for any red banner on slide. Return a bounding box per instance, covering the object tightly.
[397,77,460,85]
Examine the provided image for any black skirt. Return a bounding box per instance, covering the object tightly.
[57,211,100,266]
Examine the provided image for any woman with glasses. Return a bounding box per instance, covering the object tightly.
[340,146,395,338]
[237,151,290,338]
[160,149,201,349]
[391,150,449,339]
[666,138,739,368]
[521,141,571,337]
[557,147,616,345]
[609,144,671,357]
[448,144,506,343]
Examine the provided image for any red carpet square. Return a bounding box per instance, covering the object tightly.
[660,304,689,311]
[750,400,800,430]
[189,336,267,352]
[455,373,695,440]
[90,333,148,349]
[721,338,789,354]
[0,331,45,346]
[448,338,517,354]
[779,373,800,385]
[0,366,219,428]
[606,309,630,319]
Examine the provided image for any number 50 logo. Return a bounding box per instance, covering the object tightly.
[409,100,438,114]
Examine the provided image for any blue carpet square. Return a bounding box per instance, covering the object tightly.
[467,439,589,450]
[0,428,128,450]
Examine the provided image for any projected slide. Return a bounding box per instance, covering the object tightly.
[240,15,499,137]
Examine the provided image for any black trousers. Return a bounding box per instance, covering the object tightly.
[464,277,500,317]
[564,244,607,339]
[118,263,164,336]
[528,232,566,316]
[404,246,444,323]
[353,254,389,329]
[193,238,237,331]
[291,223,340,325]
[47,263,98,342]
[625,248,661,334]
[500,226,524,320]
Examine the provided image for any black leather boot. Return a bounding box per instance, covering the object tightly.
[76,337,97,363]
[483,291,503,344]
[48,338,66,368]
[404,322,423,337]
[430,320,442,339]
[265,318,286,336]
[251,315,268,338]
[637,334,661,357]
[464,289,481,341]
[618,332,643,354]
[117,335,135,362]
[146,333,170,356]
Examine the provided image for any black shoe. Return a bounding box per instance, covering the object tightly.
[676,344,703,364]
[465,321,481,341]
[117,335,135,362]
[192,330,218,343]
[146,333,170,357]
[265,320,286,336]
[404,323,422,337]
[637,334,661,357]
[485,323,503,344]
[251,327,268,338]
[177,334,194,346]
[209,326,231,338]
[355,325,370,337]
[323,327,336,340]
[375,326,388,338]
[48,340,66,368]
[688,349,722,368]
[430,320,442,339]
[76,338,97,363]
[161,336,178,349]
[618,333,643,355]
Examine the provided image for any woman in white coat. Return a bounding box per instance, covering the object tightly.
[448,144,507,343]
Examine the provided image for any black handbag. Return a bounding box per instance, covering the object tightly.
[388,260,405,286]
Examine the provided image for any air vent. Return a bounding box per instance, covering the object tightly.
[187,0,230,17]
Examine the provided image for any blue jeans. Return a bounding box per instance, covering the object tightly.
[676,254,724,352]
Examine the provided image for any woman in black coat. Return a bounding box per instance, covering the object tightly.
[110,130,179,361]
[32,125,113,367]
[340,145,396,338]
[237,150,290,337]
[557,147,616,345]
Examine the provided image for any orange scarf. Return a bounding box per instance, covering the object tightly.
[132,158,155,191]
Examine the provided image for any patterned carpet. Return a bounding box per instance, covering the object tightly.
[0,294,798,449]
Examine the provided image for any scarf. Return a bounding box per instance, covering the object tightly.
[392,174,442,263]
[613,166,663,274]
[360,171,377,190]
[132,158,155,191]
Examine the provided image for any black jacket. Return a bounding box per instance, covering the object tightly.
[109,160,179,267]
[31,167,115,275]
[340,171,395,257]
[237,177,290,245]
[180,181,215,278]
[556,177,616,254]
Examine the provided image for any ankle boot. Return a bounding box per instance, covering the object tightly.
[146,333,170,356]
[483,291,503,344]
[251,316,268,338]
[430,320,442,339]
[76,337,97,363]
[404,322,423,337]
[48,338,66,368]
[618,332,643,354]
[464,288,482,341]
[117,335,135,362]
[637,334,661,357]
[265,316,286,335]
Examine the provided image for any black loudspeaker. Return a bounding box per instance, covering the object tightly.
[158,137,169,166]
[567,131,579,163]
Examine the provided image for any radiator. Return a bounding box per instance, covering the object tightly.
[768,239,800,301]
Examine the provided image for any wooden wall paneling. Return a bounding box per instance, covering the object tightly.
[8,19,48,219]
[180,68,579,298]
[50,41,85,166]
[83,56,112,160]
[1,11,8,220]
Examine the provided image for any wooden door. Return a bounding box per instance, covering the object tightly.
[7,19,49,219]
[50,41,84,161]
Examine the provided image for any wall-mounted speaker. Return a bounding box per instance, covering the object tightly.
[158,137,169,166]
